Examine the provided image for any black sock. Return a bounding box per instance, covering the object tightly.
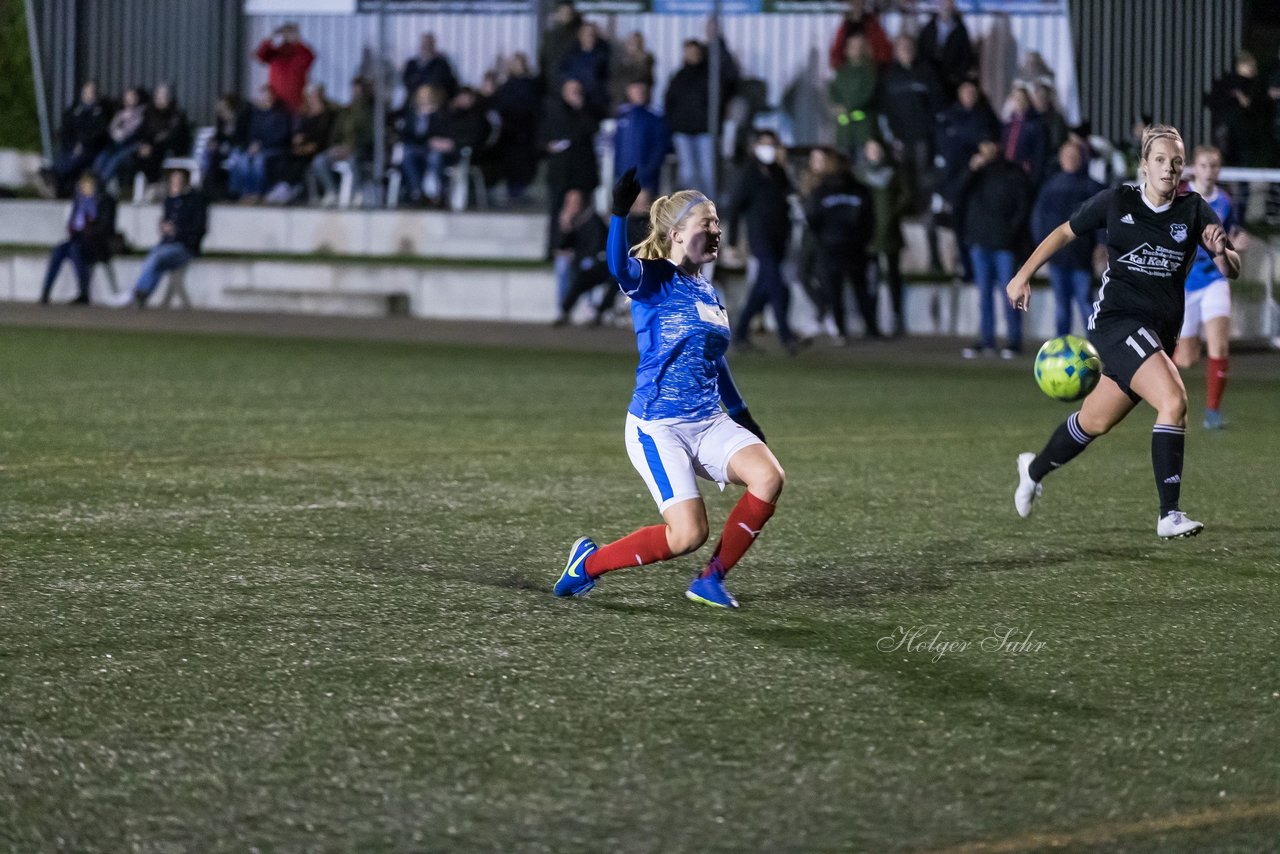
[1029,412,1094,482]
[1152,424,1186,516]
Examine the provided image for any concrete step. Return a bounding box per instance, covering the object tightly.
[0,200,548,261]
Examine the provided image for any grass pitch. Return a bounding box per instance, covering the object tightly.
[2,322,1278,852]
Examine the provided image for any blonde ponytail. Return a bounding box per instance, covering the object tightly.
[631,189,711,260]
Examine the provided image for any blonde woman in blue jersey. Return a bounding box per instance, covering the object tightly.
[554,168,785,608]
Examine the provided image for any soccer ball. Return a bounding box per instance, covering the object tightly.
[1034,335,1102,401]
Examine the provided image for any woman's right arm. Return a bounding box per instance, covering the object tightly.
[1006,221,1076,310]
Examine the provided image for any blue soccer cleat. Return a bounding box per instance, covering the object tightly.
[554,536,597,598]
[686,574,739,609]
[1203,409,1225,430]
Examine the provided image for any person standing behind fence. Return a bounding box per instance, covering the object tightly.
[40,172,116,306]
[828,0,892,70]
[492,54,542,206]
[727,130,804,354]
[1031,141,1103,337]
[540,78,601,260]
[664,40,717,196]
[255,23,314,113]
[609,32,656,111]
[856,139,912,337]
[403,33,459,102]
[915,0,976,101]
[956,140,1032,359]
[613,79,669,198]
[806,146,875,344]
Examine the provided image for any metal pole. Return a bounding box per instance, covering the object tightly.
[706,1,721,199]
[372,0,389,207]
[23,0,53,159]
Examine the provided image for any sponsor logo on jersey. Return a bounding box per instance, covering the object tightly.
[1120,213,1135,224]
[1116,242,1186,278]
[1170,223,1188,243]
[696,300,730,328]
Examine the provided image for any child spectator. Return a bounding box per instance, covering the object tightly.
[829,32,878,157]
[39,172,117,306]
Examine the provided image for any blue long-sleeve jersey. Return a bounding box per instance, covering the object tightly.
[607,215,746,420]
[1184,188,1234,293]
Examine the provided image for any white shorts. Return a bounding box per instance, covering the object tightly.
[624,411,764,513]
[1180,279,1231,338]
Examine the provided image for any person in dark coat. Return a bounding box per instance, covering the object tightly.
[664,40,716,195]
[916,0,976,100]
[728,130,803,353]
[935,78,1000,280]
[1032,142,1104,336]
[93,86,148,188]
[402,33,459,101]
[827,0,893,70]
[1207,50,1272,169]
[855,138,914,336]
[134,83,191,184]
[282,84,335,196]
[551,189,614,326]
[41,81,112,198]
[114,169,207,308]
[806,146,875,343]
[613,79,669,196]
[537,0,582,95]
[228,86,292,202]
[955,140,1033,357]
[539,78,600,255]
[205,93,250,201]
[395,83,452,205]
[492,53,542,205]
[557,20,612,117]
[40,172,117,305]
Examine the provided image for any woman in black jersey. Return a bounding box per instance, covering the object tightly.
[1005,125,1240,538]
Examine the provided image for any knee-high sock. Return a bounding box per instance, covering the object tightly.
[701,492,777,578]
[1028,411,1095,482]
[1206,357,1229,411]
[1152,424,1186,516]
[585,525,673,578]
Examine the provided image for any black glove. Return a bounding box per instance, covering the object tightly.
[611,166,642,218]
[731,408,766,444]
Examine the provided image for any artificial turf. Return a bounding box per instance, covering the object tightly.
[1,323,1277,852]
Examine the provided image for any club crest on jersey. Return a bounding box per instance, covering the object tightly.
[1170,223,1188,243]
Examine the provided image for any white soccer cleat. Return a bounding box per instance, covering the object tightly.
[1157,511,1204,539]
[1014,452,1042,519]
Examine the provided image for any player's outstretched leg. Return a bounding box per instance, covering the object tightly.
[554,500,705,599]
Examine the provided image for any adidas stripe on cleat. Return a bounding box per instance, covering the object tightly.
[554,536,597,597]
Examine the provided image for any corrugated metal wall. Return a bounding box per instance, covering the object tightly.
[1069,0,1243,150]
[31,0,243,124]
[247,9,1077,143]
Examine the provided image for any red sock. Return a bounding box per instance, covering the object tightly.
[701,492,777,578]
[1206,356,1229,411]
[585,525,673,578]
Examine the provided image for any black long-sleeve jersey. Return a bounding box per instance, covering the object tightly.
[1069,184,1220,331]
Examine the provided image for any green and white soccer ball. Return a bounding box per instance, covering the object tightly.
[1034,334,1102,401]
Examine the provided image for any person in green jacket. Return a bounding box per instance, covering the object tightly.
[307,77,375,205]
[854,138,915,336]
[829,31,878,156]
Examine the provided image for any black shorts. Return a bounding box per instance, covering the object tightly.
[1089,317,1178,402]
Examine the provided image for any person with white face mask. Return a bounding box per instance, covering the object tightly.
[725,131,806,354]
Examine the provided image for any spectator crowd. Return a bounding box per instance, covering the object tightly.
[33,0,1274,342]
